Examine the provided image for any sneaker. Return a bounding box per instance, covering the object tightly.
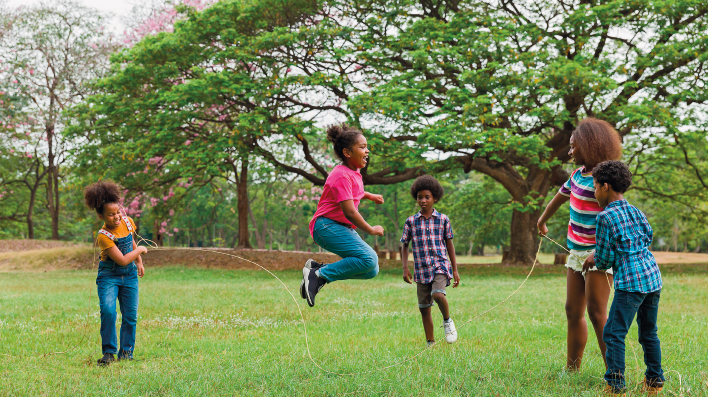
[97,353,115,366]
[300,259,325,299]
[303,266,326,307]
[602,385,626,396]
[443,318,458,343]
[641,378,664,396]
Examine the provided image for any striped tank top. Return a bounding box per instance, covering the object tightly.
[558,167,602,251]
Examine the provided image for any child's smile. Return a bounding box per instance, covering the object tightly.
[346,135,370,169]
[100,203,123,229]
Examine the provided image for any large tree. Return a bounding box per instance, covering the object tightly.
[66,0,323,248]
[263,0,708,264]
[0,0,117,239]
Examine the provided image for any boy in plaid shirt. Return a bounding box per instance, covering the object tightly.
[401,176,460,347]
[582,161,664,396]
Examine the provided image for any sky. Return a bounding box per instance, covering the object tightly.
[7,0,135,30]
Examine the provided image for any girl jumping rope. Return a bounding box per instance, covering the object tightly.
[301,124,385,307]
[84,180,147,366]
[537,118,622,371]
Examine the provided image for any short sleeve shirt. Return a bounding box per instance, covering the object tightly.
[309,165,365,238]
[400,209,454,284]
[558,167,603,251]
[97,216,137,261]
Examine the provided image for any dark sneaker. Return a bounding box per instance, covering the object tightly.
[303,266,327,307]
[641,378,664,396]
[97,353,115,366]
[300,259,325,299]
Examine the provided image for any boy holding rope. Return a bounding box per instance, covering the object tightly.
[401,176,460,347]
[583,161,664,396]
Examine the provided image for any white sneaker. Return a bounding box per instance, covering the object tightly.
[443,319,457,343]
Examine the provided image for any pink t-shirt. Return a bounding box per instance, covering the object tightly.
[309,165,365,238]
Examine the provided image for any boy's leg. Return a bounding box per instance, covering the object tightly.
[117,273,139,359]
[585,271,613,368]
[431,275,450,320]
[97,275,120,355]
[637,289,664,384]
[315,223,378,282]
[566,268,588,370]
[418,283,435,341]
[604,290,643,390]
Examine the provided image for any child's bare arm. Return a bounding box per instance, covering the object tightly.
[446,239,460,287]
[537,192,570,235]
[402,244,412,284]
[363,192,384,204]
[133,240,145,277]
[105,245,147,267]
[339,200,384,236]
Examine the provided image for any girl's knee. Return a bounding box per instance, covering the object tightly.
[364,251,379,272]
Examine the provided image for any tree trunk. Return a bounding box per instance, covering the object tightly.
[45,123,60,240]
[235,160,253,249]
[26,184,37,239]
[248,204,264,249]
[153,219,164,247]
[503,209,541,265]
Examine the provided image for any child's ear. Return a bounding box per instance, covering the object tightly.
[97,213,105,221]
[342,147,352,158]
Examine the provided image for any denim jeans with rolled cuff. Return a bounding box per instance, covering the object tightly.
[312,216,379,282]
[97,233,139,358]
[603,289,664,389]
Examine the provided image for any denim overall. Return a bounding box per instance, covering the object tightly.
[97,220,139,359]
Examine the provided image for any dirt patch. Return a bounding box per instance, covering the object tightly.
[651,251,708,264]
[0,239,81,252]
[2,239,708,272]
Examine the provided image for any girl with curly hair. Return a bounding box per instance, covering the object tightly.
[84,180,148,366]
[537,117,622,371]
[301,124,385,308]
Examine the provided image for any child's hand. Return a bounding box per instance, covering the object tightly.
[137,246,148,255]
[369,194,384,204]
[537,221,548,236]
[371,225,384,236]
[582,255,595,273]
[452,270,460,288]
[137,263,145,278]
[403,267,412,284]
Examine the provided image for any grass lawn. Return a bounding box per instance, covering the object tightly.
[1,263,707,396]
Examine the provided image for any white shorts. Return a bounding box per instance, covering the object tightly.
[566,249,613,276]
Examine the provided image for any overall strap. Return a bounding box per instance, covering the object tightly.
[122,215,134,233]
[98,228,117,241]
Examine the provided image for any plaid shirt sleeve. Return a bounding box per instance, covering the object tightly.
[443,216,453,240]
[400,217,412,244]
[594,213,615,271]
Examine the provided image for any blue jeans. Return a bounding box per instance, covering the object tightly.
[603,289,664,389]
[312,217,379,282]
[97,234,139,357]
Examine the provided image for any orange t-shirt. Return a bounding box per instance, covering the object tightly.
[97,217,137,261]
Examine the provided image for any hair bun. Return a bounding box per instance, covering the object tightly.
[326,125,343,143]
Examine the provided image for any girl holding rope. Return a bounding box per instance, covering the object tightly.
[301,124,385,307]
[537,118,622,371]
[84,180,147,366]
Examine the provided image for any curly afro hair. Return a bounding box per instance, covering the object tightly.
[593,160,632,193]
[410,175,444,200]
[83,180,122,215]
[572,118,623,166]
[326,123,363,162]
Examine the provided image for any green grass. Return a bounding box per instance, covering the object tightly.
[1,265,707,396]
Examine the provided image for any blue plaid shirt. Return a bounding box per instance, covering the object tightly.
[400,209,454,284]
[594,200,662,293]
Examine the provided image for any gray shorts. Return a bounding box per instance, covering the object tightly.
[416,274,449,308]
